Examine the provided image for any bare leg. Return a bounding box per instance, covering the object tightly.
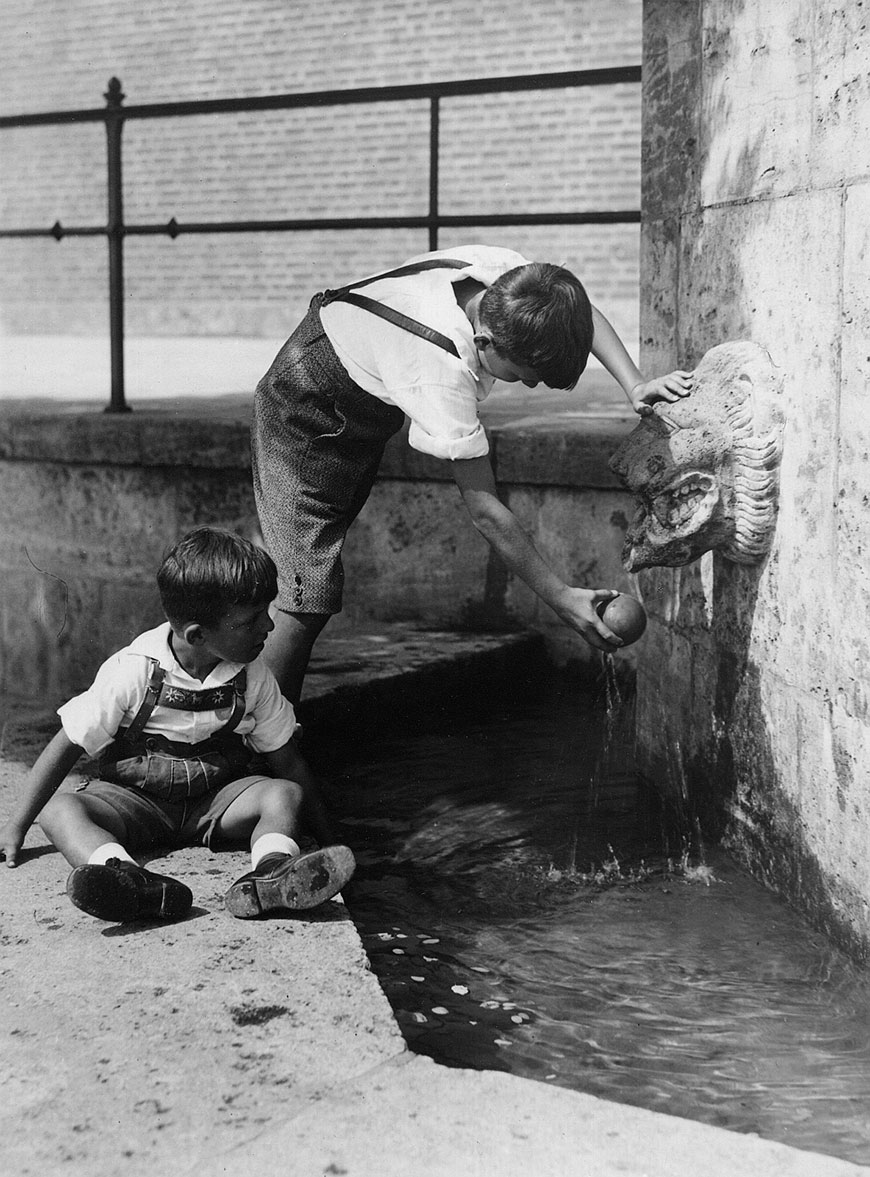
[38,792,131,867]
[264,609,330,706]
[216,778,305,848]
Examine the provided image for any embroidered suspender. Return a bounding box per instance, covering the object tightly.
[322,258,472,358]
[123,659,166,742]
[121,657,248,744]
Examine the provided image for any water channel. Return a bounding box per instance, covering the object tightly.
[327,670,870,1167]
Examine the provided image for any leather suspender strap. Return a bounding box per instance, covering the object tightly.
[322,258,472,359]
[322,258,471,304]
[122,658,166,743]
[339,292,462,358]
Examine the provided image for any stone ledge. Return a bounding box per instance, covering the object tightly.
[0,395,635,490]
[297,625,549,748]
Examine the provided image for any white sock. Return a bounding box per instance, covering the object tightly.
[251,833,300,868]
[88,842,137,866]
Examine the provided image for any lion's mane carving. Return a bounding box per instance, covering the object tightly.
[609,341,785,572]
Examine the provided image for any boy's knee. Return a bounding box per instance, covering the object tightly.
[261,777,305,811]
[37,791,73,832]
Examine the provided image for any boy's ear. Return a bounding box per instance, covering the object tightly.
[181,621,207,647]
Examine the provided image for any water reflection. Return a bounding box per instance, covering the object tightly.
[328,676,870,1165]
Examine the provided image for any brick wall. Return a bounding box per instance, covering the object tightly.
[0,0,641,342]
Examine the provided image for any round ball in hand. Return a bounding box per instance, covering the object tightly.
[597,594,648,646]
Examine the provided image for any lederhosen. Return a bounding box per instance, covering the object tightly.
[251,258,473,615]
[96,658,255,804]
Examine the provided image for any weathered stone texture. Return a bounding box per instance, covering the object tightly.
[699,2,816,204]
[639,0,870,956]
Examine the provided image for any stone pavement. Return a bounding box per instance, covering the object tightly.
[2,630,866,1177]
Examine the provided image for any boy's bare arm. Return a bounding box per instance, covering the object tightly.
[262,738,338,846]
[590,305,693,410]
[451,456,622,652]
[1,729,83,866]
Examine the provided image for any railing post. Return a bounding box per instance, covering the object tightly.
[428,96,440,252]
[104,77,129,412]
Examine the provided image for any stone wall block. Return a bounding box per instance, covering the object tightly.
[342,482,489,626]
[675,209,753,362]
[833,184,870,689]
[641,0,702,219]
[829,694,870,867]
[635,619,718,782]
[699,2,815,204]
[635,560,713,635]
[638,221,681,373]
[809,4,870,186]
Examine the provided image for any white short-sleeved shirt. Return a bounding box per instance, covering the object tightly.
[58,622,298,759]
[319,244,530,461]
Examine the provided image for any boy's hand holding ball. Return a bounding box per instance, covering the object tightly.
[597,594,647,646]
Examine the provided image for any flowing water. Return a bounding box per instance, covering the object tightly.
[326,670,870,1166]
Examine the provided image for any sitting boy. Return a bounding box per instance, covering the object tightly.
[0,526,354,924]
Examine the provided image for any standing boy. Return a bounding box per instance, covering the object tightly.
[0,527,354,923]
[252,244,692,704]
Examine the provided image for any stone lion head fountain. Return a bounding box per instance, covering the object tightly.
[609,341,785,572]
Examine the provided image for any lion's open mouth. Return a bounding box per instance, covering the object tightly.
[650,474,715,530]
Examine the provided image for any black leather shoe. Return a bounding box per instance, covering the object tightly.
[225,846,356,918]
[66,858,193,922]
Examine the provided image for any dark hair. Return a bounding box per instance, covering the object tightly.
[478,262,593,388]
[157,527,278,628]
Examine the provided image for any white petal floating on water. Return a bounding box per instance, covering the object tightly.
[423,956,437,962]
[451,985,469,995]
[421,938,440,945]
[494,1038,512,1047]
[480,1001,500,1010]
[411,976,424,982]
[392,948,405,954]
[431,1006,449,1015]
[411,1012,428,1024]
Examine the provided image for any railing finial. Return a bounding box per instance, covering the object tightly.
[104,77,125,108]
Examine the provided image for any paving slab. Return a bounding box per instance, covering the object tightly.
[204,1053,868,1177]
[2,626,867,1177]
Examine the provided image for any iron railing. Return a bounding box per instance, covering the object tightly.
[0,67,641,412]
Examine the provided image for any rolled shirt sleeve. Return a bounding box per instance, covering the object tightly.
[58,654,143,757]
[395,382,490,460]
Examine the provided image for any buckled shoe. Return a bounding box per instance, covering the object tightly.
[66,858,193,922]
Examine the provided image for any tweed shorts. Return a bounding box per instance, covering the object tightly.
[251,294,405,614]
